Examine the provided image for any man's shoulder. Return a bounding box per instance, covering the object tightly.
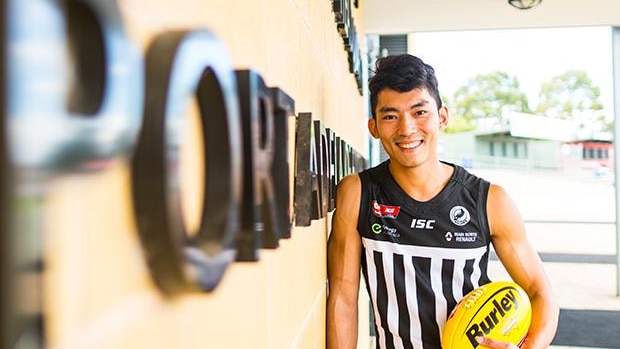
[359,160,390,181]
[337,173,361,189]
[447,162,490,187]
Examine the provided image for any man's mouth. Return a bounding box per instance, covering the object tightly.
[397,140,423,149]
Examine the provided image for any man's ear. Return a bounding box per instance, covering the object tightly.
[368,117,379,138]
[438,105,449,131]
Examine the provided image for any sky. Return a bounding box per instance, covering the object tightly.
[410,26,614,117]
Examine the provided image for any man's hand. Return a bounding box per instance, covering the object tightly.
[475,336,519,349]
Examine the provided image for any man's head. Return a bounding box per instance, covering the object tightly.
[368,54,442,119]
[367,54,449,171]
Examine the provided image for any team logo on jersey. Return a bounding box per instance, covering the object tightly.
[372,200,400,219]
[450,206,470,226]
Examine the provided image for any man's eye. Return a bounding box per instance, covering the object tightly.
[416,110,428,116]
[383,115,397,120]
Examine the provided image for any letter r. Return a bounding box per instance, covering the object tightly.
[466,324,482,348]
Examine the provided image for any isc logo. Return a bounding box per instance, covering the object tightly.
[411,219,435,229]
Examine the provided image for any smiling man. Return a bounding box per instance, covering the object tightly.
[326,54,558,349]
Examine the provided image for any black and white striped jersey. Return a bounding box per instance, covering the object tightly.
[357,161,492,349]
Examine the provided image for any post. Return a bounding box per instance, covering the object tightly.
[613,26,620,297]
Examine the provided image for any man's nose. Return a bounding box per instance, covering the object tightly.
[398,115,418,136]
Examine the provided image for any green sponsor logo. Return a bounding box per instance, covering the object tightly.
[371,223,382,234]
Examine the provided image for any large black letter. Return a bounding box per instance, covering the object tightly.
[5,0,141,346]
[8,0,143,171]
[270,88,295,239]
[314,120,329,219]
[294,113,320,226]
[235,70,279,261]
[132,30,242,294]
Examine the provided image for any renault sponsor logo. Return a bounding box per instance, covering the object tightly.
[445,231,479,242]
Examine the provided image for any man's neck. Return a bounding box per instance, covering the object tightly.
[388,160,454,202]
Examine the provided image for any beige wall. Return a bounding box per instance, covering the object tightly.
[40,0,369,348]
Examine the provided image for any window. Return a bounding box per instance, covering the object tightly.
[513,142,519,158]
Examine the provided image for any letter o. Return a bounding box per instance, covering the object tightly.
[131,30,242,294]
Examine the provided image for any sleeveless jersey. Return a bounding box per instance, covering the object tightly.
[357,161,492,349]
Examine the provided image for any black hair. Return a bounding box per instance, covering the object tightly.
[368,54,442,118]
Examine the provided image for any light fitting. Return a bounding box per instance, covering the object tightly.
[508,0,542,10]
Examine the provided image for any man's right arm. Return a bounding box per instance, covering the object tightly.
[326,174,363,349]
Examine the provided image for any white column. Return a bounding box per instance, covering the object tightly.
[612,26,620,296]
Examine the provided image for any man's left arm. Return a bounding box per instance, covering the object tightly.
[486,184,559,349]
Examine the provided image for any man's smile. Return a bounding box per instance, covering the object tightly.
[396,140,423,149]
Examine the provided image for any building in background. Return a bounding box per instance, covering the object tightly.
[440,112,614,171]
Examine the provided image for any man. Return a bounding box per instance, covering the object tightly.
[326,54,558,349]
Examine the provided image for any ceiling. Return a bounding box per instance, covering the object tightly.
[363,0,620,34]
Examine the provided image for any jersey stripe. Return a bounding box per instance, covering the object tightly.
[452,258,466,305]
[441,259,457,319]
[394,254,412,349]
[463,259,475,294]
[412,256,438,346]
[430,256,446,340]
[373,250,393,349]
[363,238,488,259]
[381,251,400,349]
[404,253,422,348]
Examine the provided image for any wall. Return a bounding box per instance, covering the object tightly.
[4,0,370,348]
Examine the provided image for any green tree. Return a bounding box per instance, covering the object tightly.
[450,71,531,130]
[536,70,607,130]
[441,93,475,134]
[444,113,477,134]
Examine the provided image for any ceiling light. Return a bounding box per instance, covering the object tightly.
[508,0,542,10]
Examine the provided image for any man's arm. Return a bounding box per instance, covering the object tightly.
[327,174,363,349]
[485,184,559,349]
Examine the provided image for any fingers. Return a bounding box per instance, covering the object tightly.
[476,336,519,349]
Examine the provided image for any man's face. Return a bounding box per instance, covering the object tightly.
[368,87,448,170]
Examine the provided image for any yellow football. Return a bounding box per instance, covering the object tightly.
[442,281,532,349]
